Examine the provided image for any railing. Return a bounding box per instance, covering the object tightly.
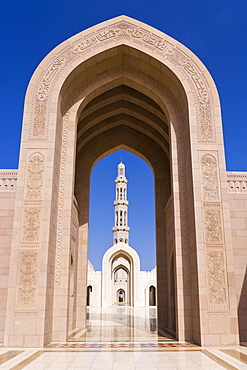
[227,171,247,193]
[0,170,18,191]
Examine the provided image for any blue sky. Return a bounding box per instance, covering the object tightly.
[0,0,246,269]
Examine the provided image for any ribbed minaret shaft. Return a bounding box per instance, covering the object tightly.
[112,161,130,244]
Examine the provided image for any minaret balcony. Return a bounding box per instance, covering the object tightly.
[114,200,129,206]
[112,226,130,232]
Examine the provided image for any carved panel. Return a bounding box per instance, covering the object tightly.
[37,58,65,101]
[204,208,222,243]
[25,152,45,200]
[17,250,38,307]
[30,57,65,140]
[22,208,41,242]
[206,250,228,309]
[201,154,219,201]
[33,99,47,138]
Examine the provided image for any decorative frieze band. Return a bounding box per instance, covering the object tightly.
[0,170,18,191]
[29,20,215,144]
[227,172,247,193]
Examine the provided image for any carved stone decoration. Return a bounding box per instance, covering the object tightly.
[204,208,222,243]
[37,58,65,101]
[180,61,213,143]
[206,251,228,308]
[22,208,41,242]
[32,99,47,138]
[201,154,219,201]
[29,20,215,142]
[30,57,65,140]
[17,251,38,306]
[55,112,69,285]
[25,152,45,200]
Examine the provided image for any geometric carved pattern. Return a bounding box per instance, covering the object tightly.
[25,152,44,200]
[17,251,38,306]
[201,154,219,201]
[55,113,69,285]
[204,208,222,243]
[22,208,41,242]
[206,250,228,308]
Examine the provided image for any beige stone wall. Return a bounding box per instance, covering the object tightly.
[0,170,17,341]
[227,172,247,342]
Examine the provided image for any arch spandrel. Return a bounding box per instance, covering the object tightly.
[24,15,220,145]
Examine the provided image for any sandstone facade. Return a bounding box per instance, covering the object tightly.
[0,16,246,347]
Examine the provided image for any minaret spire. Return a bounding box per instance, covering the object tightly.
[112,161,130,244]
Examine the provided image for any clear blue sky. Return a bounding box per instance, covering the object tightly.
[0,1,246,270]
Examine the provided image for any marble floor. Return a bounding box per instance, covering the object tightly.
[0,307,247,369]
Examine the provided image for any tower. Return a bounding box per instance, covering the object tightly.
[112,161,130,245]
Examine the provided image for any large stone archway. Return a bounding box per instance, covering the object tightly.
[4,16,239,347]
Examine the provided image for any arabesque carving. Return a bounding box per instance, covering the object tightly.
[31,57,65,140]
[22,208,41,242]
[206,251,227,308]
[30,20,214,143]
[17,251,38,306]
[33,99,47,138]
[25,152,44,200]
[204,208,222,243]
[201,154,219,201]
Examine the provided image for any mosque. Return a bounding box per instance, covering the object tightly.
[86,161,156,308]
[0,16,247,348]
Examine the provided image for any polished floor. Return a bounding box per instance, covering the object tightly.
[0,307,247,369]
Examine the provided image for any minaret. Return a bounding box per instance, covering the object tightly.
[112,161,130,245]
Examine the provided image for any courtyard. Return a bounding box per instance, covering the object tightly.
[0,307,247,369]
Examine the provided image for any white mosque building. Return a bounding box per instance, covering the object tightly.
[87,161,156,307]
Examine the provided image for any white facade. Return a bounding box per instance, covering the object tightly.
[87,161,156,307]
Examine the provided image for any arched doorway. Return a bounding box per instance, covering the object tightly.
[149,286,156,306]
[117,289,125,304]
[86,285,92,306]
[4,16,239,347]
